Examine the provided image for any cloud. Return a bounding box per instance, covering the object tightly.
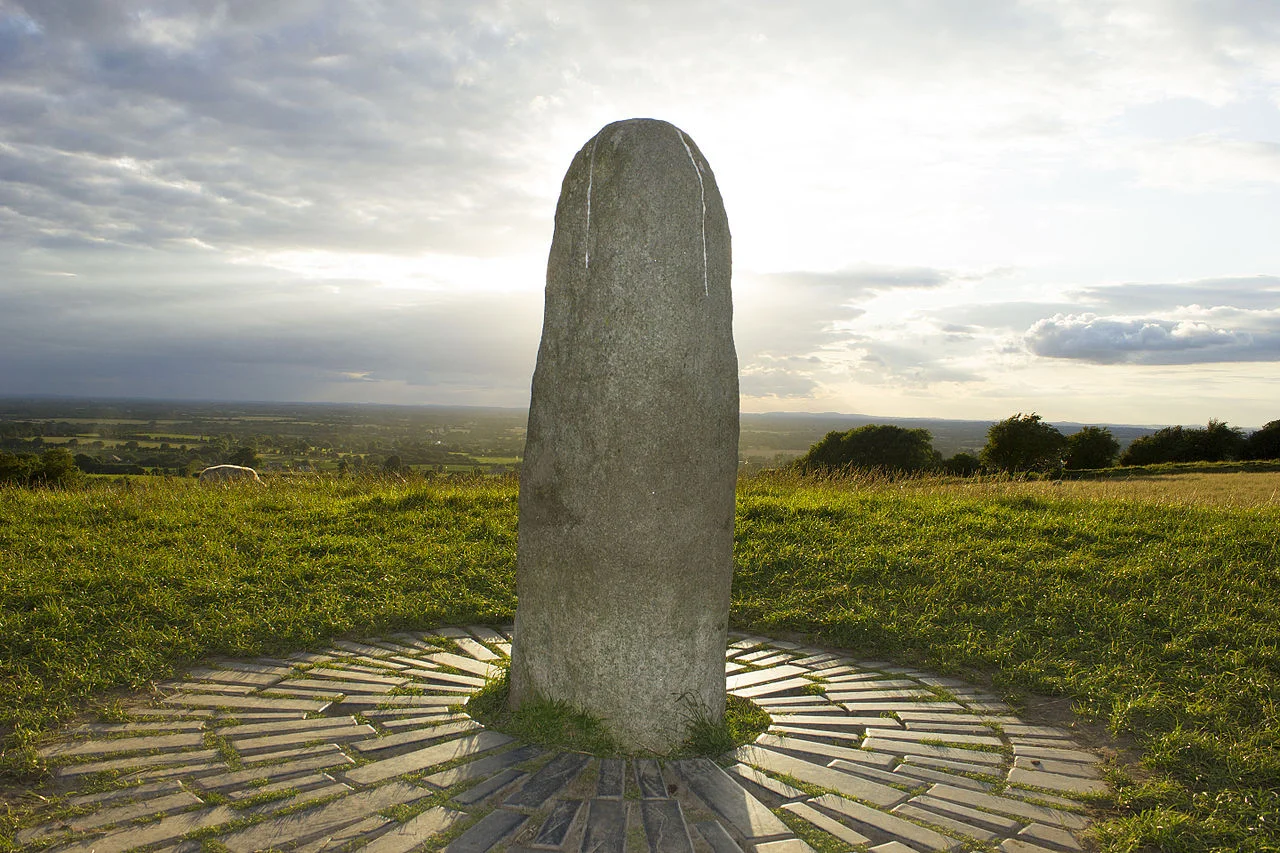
[1025,311,1280,364]
[1072,276,1280,313]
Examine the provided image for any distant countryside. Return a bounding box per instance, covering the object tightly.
[1,398,1279,486]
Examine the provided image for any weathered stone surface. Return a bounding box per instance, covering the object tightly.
[423,744,542,788]
[732,746,908,808]
[532,798,584,848]
[578,798,628,853]
[505,751,591,808]
[693,820,745,853]
[812,794,960,852]
[510,118,737,751]
[597,757,626,798]
[444,809,529,853]
[781,802,872,847]
[345,731,513,785]
[641,799,694,853]
[363,806,468,853]
[671,758,790,841]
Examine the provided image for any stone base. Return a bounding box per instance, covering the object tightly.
[20,628,1100,853]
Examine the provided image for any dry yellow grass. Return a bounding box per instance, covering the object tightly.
[912,471,1280,508]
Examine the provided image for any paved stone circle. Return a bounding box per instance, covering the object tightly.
[21,627,1101,852]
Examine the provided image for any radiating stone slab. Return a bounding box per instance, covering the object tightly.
[893,762,993,792]
[39,732,206,759]
[532,798,584,848]
[351,719,480,753]
[724,763,806,802]
[505,751,591,808]
[162,694,329,712]
[455,768,525,805]
[782,801,872,847]
[1017,822,1083,850]
[428,652,497,678]
[861,736,1005,766]
[454,637,501,662]
[363,806,468,853]
[1008,767,1107,795]
[220,780,433,852]
[198,747,355,791]
[232,723,375,753]
[1012,755,1101,779]
[925,784,1089,829]
[641,799,694,853]
[768,724,864,744]
[732,678,815,699]
[892,801,1002,841]
[50,805,241,853]
[579,798,628,853]
[56,748,222,778]
[694,820,745,853]
[307,668,407,685]
[812,794,960,852]
[732,745,907,808]
[598,757,626,798]
[224,772,345,800]
[635,759,668,799]
[724,666,808,692]
[1011,744,1097,764]
[444,808,528,853]
[900,794,1021,834]
[346,731,514,785]
[865,727,1002,747]
[423,744,542,788]
[753,839,816,853]
[671,758,790,841]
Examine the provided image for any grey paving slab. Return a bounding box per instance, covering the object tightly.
[925,784,1089,830]
[233,723,376,753]
[756,731,874,763]
[892,762,994,792]
[292,814,394,851]
[48,804,241,853]
[1017,822,1083,850]
[423,744,543,788]
[900,793,1022,834]
[455,768,526,805]
[598,757,626,798]
[1001,840,1061,853]
[346,730,514,785]
[724,665,807,692]
[445,808,529,853]
[363,806,469,853]
[39,731,207,759]
[828,688,938,703]
[331,693,463,707]
[768,724,864,744]
[782,801,872,846]
[812,793,961,852]
[642,799,695,853]
[351,719,481,753]
[865,726,1003,747]
[380,712,470,729]
[772,714,898,730]
[1011,744,1098,764]
[505,750,591,808]
[65,778,187,807]
[671,758,791,841]
[840,701,966,714]
[1013,755,1102,779]
[55,747,222,778]
[733,745,908,808]
[162,693,330,712]
[861,735,1005,766]
[69,720,205,736]
[723,762,807,802]
[578,798,627,853]
[1008,767,1107,795]
[222,714,363,737]
[274,677,400,694]
[198,747,356,791]
[532,798,584,848]
[825,758,919,790]
[635,758,668,799]
[162,681,259,696]
[753,838,817,853]
[428,651,498,677]
[693,819,746,853]
[307,667,408,685]
[224,771,345,800]
[732,677,815,699]
[891,801,1001,842]
[220,780,433,852]
[468,625,509,645]
[187,668,288,687]
[454,636,502,662]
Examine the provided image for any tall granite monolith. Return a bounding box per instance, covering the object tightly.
[508,118,738,751]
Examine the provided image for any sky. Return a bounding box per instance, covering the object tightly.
[2,1,1279,427]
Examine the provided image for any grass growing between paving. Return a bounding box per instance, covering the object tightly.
[1,471,1277,851]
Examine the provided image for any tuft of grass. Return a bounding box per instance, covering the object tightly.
[465,668,623,756]
[681,694,771,757]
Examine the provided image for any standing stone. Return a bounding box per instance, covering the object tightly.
[509,118,738,751]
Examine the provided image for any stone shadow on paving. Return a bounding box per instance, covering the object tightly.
[19,628,1102,852]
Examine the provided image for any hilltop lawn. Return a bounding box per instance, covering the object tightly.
[1,472,1277,851]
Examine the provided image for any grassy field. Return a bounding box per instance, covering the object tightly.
[0,472,1277,851]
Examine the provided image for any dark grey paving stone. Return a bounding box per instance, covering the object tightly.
[579,798,627,853]
[597,757,626,798]
[634,758,668,799]
[641,798,694,853]
[671,758,790,841]
[532,798,584,848]
[424,744,543,788]
[694,819,745,853]
[506,751,591,808]
[444,808,529,853]
[454,768,526,805]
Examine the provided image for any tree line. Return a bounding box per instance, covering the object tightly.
[793,414,1280,476]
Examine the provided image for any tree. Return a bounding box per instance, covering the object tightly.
[1186,419,1245,462]
[941,452,981,476]
[228,445,260,468]
[1064,426,1120,470]
[1121,420,1245,465]
[794,424,940,474]
[1245,420,1280,461]
[383,454,404,473]
[30,448,82,487]
[980,413,1066,473]
[1120,426,1187,465]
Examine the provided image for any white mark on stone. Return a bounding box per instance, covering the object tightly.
[585,134,600,270]
[676,129,709,296]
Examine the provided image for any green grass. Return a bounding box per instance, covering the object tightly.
[1,470,1277,850]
